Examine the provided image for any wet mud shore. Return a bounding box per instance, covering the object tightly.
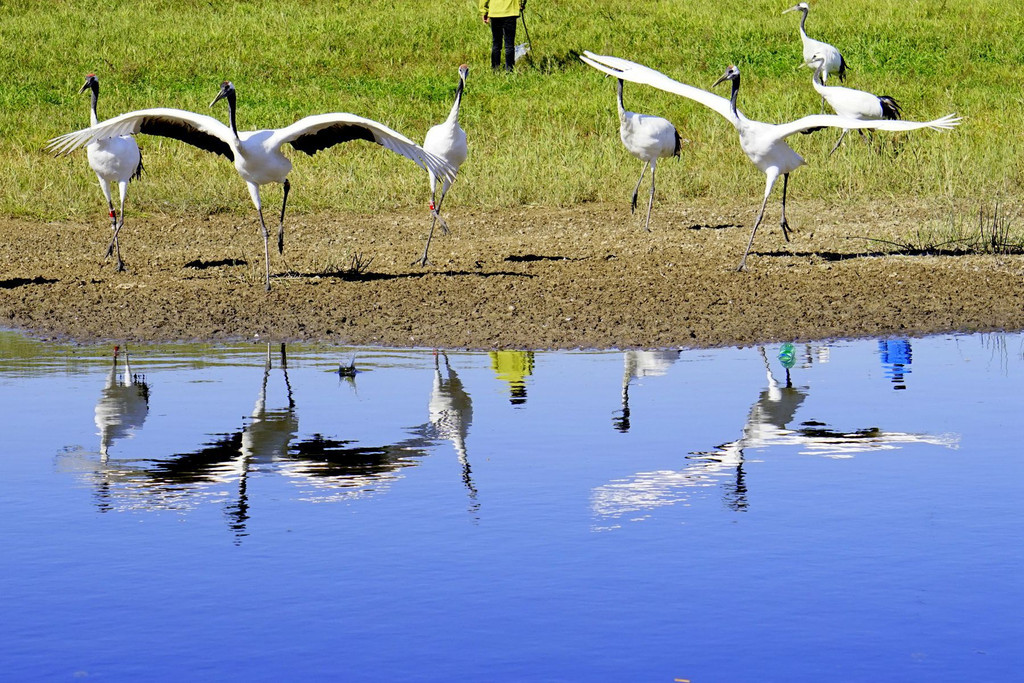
[2,201,1023,349]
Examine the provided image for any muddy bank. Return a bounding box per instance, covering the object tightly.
[2,201,1023,349]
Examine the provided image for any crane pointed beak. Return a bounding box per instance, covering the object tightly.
[210,84,232,108]
[782,5,799,14]
[712,74,729,88]
[78,83,89,94]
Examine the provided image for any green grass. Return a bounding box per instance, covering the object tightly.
[1,0,1022,221]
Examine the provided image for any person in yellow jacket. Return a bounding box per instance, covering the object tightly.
[480,0,527,72]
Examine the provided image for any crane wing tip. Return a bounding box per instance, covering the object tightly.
[933,114,962,130]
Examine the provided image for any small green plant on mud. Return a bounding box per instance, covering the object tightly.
[972,204,1021,255]
[308,250,374,278]
[856,203,1024,255]
[345,252,374,276]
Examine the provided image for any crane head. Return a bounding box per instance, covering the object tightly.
[782,2,809,14]
[79,74,99,94]
[211,81,235,108]
[712,65,740,88]
[458,64,469,82]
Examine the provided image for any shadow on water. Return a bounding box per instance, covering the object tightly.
[95,344,150,460]
[0,276,58,289]
[425,352,478,513]
[879,339,912,390]
[60,338,961,536]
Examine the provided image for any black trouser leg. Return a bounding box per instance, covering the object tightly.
[490,19,503,70]
[490,16,517,71]
[503,16,517,70]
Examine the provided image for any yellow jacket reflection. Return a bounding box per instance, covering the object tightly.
[490,351,534,405]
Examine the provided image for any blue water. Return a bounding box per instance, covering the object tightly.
[1,332,1022,681]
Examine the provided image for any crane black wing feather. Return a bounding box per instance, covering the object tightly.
[271,113,457,183]
[139,117,235,161]
[287,124,376,156]
[47,108,237,160]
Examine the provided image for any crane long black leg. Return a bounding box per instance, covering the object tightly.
[111,221,125,272]
[277,179,290,255]
[644,164,656,232]
[434,189,450,236]
[631,162,649,214]
[104,199,117,259]
[258,207,272,291]
[739,176,778,272]
[418,213,439,267]
[780,173,791,242]
[110,184,128,272]
[739,203,768,272]
[829,129,849,156]
[416,188,441,267]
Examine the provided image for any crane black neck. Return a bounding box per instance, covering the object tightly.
[812,63,825,85]
[222,89,238,137]
[728,75,740,118]
[450,78,465,120]
[799,7,808,33]
[87,79,99,119]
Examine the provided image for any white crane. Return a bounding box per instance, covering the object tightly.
[809,56,902,155]
[783,2,848,112]
[580,52,961,271]
[611,78,682,232]
[784,2,847,81]
[416,64,469,267]
[76,74,143,272]
[49,81,457,290]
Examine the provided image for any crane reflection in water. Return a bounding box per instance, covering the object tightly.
[94,344,150,460]
[592,345,958,526]
[424,352,477,513]
[613,350,681,433]
[66,343,470,541]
